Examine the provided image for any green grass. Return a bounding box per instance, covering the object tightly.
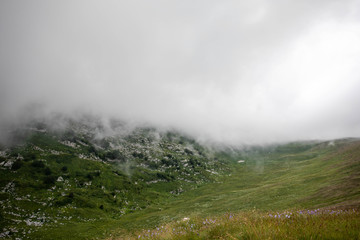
[1,129,359,239]
[108,140,360,233]
[122,209,360,240]
[0,130,227,239]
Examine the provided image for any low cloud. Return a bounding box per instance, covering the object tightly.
[1,0,360,144]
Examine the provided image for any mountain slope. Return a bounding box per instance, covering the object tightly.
[0,117,230,239]
[108,138,360,232]
[0,117,359,239]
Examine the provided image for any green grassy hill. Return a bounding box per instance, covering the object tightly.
[110,139,360,231]
[0,118,359,239]
[0,117,229,239]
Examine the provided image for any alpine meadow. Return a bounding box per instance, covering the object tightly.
[1,1,360,239]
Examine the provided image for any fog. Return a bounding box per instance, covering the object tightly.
[1,0,360,144]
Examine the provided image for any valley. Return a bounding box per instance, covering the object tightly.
[0,118,359,239]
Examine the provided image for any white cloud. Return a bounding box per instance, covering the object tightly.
[1,0,360,144]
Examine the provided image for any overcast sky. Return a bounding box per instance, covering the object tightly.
[1,0,360,144]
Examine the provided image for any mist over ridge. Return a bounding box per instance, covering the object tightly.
[1,0,360,144]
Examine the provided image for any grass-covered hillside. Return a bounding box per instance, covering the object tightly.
[0,117,359,239]
[109,138,360,239]
[0,117,229,239]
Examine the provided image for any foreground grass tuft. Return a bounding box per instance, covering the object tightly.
[113,209,360,240]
